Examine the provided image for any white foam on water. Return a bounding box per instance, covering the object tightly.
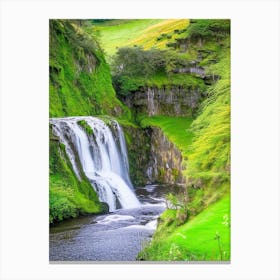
[97,214,135,225]
[145,219,158,230]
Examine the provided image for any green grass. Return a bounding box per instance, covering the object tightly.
[49,19,131,119]
[95,19,190,59]
[95,19,162,58]
[182,47,230,217]
[140,116,194,158]
[128,19,190,50]
[49,135,104,224]
[137,24,230,261]
[138,195,230,261]
[187,50,230,184]
[147,72,206,89]
[117,71,206,96]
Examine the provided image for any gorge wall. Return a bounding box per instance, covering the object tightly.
[122,125,185,186]
[122,86,205,117]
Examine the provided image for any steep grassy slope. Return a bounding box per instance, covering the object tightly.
[140,116,194,159]
[135,20,230,261]
[94,19,189,59]
[186,50,230,215]
[138,195,230,261]
[49,20,125,223]
[49,20,130,118]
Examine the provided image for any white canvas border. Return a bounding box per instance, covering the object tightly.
[0,0,279,279]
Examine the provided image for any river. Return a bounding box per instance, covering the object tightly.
[49,184,179,262]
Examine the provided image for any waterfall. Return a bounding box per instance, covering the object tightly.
[50,116,140,212]
[114,121,133,189]
[147,88,156,116]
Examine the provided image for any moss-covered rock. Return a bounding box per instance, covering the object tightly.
[121,123,185,186]
[122,85,206,118]
[149,127,186,185]
[49,125,106,224]
[121,124,151,186]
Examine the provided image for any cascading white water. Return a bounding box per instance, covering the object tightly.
[50,116,140,211]
[114,121,134,189]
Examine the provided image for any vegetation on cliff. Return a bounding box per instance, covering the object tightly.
[49,20,123,223]
[186,51,230,214]
[111,46,206,96]
[137,47,230,260]
[49,19,130,118]
[49,131,104,224]
[140,116,194,159]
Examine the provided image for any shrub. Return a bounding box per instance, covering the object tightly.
[111,47,192,94]
[186,19,230,40]
[49,193,78,223]
[111,46,166,78]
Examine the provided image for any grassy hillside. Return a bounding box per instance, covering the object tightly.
[94,19,190,59]
[49,20,127,223]
[49,19,130,118]
[186,49,230,215]
[136,20,231,261]
[140,116,194,159]
[98,19,226,120]
[138,195,230,261]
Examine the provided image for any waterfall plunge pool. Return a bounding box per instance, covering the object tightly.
[49,184,180,262]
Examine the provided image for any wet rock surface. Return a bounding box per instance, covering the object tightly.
[122,86,204,117]
[123,126,185,186]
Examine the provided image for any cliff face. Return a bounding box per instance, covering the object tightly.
[148,127,185,185]
[122,86,205,117]
[49,20,130,118]
[123,125,185,186]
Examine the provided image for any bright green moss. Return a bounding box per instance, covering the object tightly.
[49,19,131,118]
[140,116,194,158]
[77,120,93,135]
[49,136,104,224]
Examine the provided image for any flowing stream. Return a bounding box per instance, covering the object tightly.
[49,184,176,261]
[49,117,179,261]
